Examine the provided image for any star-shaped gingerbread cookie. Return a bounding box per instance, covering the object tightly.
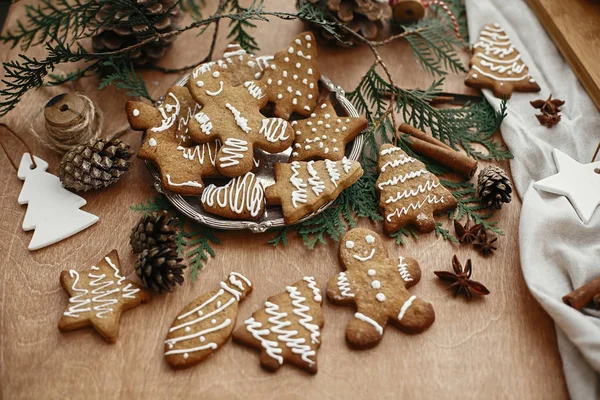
[58,250,150,343]
[290,101,367,161]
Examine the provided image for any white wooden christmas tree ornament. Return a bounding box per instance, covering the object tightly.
[17,153,99,250]
[533,148,600,224]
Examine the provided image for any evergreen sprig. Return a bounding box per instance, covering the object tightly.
[130,195,220,281]
[401,18,466,76]
[0,0,100,50]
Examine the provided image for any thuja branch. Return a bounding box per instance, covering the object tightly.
[0,4,298,117]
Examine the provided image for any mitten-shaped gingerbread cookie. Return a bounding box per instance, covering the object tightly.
[201,172,266,220]
[327,229,434,349]
[126,86,222,195]
[465,23,540,99]
[164,272,252,369]
[233,277,324,374]
[187,64,294,177]
[377,144,457,234]
[261,32,320,119]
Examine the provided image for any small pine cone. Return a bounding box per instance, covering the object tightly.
[91,0,182,65]
[130,211,179,253]
[477,165,513,210]
[135,246,186,292]
[58,138,133,192]
[301,0,392,43]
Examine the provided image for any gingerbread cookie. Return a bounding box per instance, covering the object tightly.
[290,101,367,161]
[58,250,150,343]
[127,86,224,195]
[265,158,363,224]
[220,43,266,85]
[164,272,252,369]
[327,229,435,349]
[201,172,265,220]
[261,32,321,119]
[376,144,457,234]
[465,23,540,99]
[233,276,324,374]
[187,64,294,177]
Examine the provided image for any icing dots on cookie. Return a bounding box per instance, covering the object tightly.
[261,32,321,119]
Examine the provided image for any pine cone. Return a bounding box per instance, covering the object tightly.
[58,138,133,192]
[130,211,179,253]
[91,0,182,65]
[135,246,186,292]
[302,0,392,43]
[477,165,513,210]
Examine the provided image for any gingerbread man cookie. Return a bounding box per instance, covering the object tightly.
[265,157,363,224]
[261,32,321,119]
[187,64,294,177]
[465,23,540,99]
[219,43,266,85]
[290,101,367,161]
[377,144,457,234]
[58,250,150,343]
[126,86,223,195]
[164,272,252,369]
[327,229,435,349]
[233,276,324,374]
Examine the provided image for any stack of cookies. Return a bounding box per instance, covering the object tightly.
[126,33,367,225]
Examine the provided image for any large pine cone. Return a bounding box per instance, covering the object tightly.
[130,211,179,253]
[58,138,133,192]
[303,0,392,42]
[477,165,513,210]
[135,246,186,292]
[92,0,182,65]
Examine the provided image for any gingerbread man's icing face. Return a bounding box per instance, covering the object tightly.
[340,232,387,265]
[191,63,230,103]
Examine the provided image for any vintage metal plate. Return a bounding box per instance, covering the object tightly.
[146,61,364,233]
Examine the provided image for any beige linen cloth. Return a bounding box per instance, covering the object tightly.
[464,1,600,398]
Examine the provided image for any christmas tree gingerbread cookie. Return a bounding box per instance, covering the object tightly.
[327,228,435,349]
[201,172,266,220]
[376,144,457,234]
[58,250,150,343]
[17,153,99,251]
[187,64,294,177]
[233,276,324,374]
[265,158,363,224]
[261,32,321,119]
[290,101,368,161]
[126,86,223,195]
[465,23,540,99]
[164,272,252,369]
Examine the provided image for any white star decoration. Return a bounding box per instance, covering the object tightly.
[533,148,600,224]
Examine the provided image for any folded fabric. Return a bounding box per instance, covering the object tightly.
[465,1,600,398]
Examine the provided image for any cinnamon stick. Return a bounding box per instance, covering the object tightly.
[398,124,478,179]
[563,277,600,310]
[398,123,453,151]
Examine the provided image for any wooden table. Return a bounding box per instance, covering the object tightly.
[0,1,568,398]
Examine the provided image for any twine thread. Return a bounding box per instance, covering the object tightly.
[29,92,104,154]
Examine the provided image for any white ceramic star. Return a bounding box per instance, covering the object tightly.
[533,148,600,224]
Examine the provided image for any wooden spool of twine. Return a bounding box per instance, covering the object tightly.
[29,92,104,154]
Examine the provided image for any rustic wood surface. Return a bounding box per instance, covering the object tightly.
[0,1,568,399]
[527,0,600,111]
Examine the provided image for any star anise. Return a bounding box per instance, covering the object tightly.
[531,94,565,128]
[473,229,498,256]
[434,255,490,300]
[453,219,482,244]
